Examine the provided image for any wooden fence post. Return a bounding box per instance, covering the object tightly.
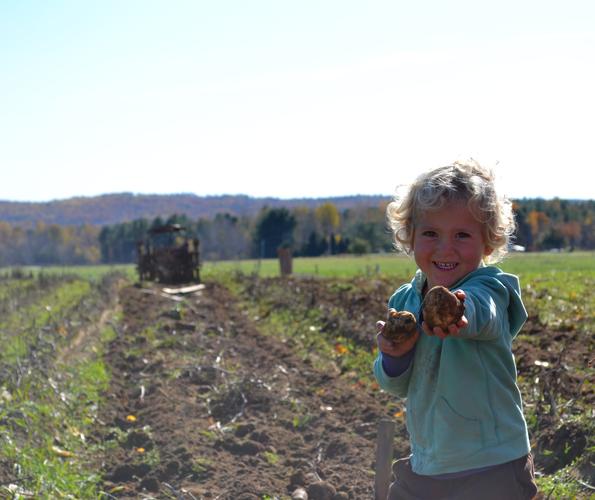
[278,247,292,276]
[375,418,396,500]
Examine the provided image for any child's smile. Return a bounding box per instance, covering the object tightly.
[434,262,457,270]
[412,200,492,289]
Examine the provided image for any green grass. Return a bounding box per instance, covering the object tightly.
[8,250,591,287]
[6,263,138,281]
[0,272,124,498]
[535,466,588,499]
[499,252,595,334]
[202,253,418,279]
[0,360,107,496]
[498,251,595,276]
[4,250,593,282]
[203,250,595,279]
[0,279,92,364]
[0,355,111,498]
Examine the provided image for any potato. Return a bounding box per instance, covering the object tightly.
[421,286,465,331]
[382,308,417,343]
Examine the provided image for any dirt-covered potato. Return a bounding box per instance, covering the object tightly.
[421,285,465,331]
[382,308,417,343]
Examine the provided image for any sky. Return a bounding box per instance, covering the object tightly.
[1,0,594,203]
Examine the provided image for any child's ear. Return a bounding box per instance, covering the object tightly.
[484,245,494,257]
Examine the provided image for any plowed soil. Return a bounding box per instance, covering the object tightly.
[96,279,405,499]
[94,276,594,499]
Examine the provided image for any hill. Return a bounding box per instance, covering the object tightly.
[0,193,389,227]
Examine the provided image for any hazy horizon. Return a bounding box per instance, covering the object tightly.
[1,190,592,205]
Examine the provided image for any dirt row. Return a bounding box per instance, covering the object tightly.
[95,281,405,499]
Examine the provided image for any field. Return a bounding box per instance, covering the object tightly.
[0,252,593,499]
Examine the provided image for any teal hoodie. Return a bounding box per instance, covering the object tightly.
[374,266,531,475]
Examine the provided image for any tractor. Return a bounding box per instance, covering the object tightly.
[136,224,200,284]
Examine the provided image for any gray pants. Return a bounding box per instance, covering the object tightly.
[388,454,538,500]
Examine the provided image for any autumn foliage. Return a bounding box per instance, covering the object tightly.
[0,198,592,266]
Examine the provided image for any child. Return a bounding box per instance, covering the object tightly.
[374,160,538,499]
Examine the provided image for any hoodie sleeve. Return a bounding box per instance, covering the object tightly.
[374,353,413,397]
[459,270,528,341]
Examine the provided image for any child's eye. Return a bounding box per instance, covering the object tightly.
[456,232,471,239]
[421,230,437,237]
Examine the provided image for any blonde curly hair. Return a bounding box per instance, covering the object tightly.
[386,159,515,264]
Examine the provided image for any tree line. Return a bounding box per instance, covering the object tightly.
[0,198,593,267]
[95,203,391,264]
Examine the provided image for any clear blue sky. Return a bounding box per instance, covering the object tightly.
[1,0,593,202]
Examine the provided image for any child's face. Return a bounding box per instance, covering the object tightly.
[412,199,492,289]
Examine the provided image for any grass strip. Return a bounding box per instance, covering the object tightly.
[0,273,124,498]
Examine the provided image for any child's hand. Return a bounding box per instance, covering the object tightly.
[422,290,468,339]
[376,320,419,357]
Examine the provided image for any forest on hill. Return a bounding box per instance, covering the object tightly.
[0,195,593,266]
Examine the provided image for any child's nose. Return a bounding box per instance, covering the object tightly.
[436,237,454,253]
